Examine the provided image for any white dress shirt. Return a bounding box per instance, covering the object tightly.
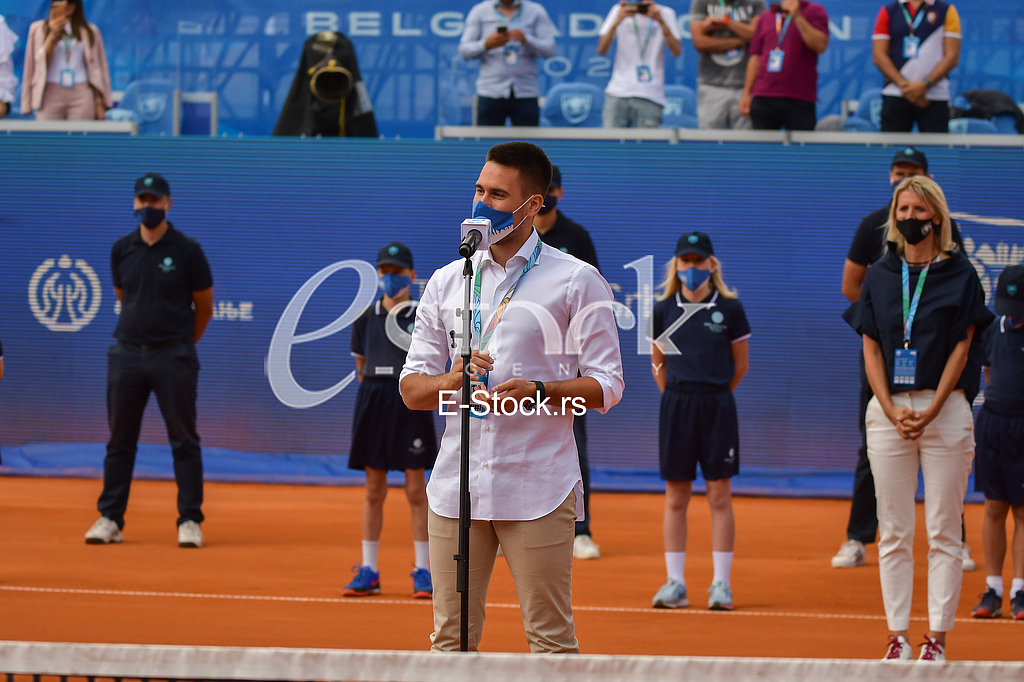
[401,230,624,522]
[600,4,680,106]
[459,0,557,99]
[0,16,17,104]
[46,24,89,86]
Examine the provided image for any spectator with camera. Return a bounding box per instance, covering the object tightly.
[739,0,828,130]
[459,0,556,127]
[690,0,767,129]
[872,0,960,133]
[598,1,682,129]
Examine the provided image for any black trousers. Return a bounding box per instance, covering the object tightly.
[476,95,540,126]
[99,340,204,529]
[880,95,949,133]
[574,413,592,537]
[750,96,816,131]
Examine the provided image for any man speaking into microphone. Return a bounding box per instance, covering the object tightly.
[400,142,624,653]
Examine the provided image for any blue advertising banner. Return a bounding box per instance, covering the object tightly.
[1,1,1022,137]
[0,137,1022,489]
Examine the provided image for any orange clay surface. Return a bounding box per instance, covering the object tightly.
[0,477,1018,661]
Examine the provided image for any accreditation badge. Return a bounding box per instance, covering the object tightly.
[469,370,490,419]
[636,65,652,83]
[767,49,785,73]
[903,35,920,59]
[893,348,918,385]
[504,44,519,66]
[60,68,75,89]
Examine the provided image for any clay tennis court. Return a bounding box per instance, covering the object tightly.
[0,477,1018,661]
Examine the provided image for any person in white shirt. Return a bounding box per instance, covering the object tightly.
[0,15,17,118]
[597,1,682,128]
[400,142,624,652]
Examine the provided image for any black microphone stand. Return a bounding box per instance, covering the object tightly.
[453,252,474,652]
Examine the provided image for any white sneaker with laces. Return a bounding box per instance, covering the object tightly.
[882,635,911,661]
[707,581,733,610]
[831,540,866,568]
[84,517,122,544]
[962,543,976,572]
[652,578,688,608]
[573,534,601,560]
[918,636,945,662]
[178,520,203,548]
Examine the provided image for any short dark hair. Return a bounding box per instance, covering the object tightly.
[485,142,552,198]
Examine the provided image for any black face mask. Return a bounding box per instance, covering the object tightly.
[134,207,166,229]
[895,217,934,245]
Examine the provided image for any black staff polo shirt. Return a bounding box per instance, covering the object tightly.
[350,299,417,379]
[538,211,601,271]
[844,246,993,402]
[111,224,214,346]
[982,318,1024,414]
[650,290,751,389]
[847,202,965,267]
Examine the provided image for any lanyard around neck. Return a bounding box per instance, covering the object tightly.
[901,258,931,348]
[774,13,793,48]
[472,237,543,351]
[900,2,927,36]
[632,16,657,61]
[495,4,523,28]
[717,0,735,19]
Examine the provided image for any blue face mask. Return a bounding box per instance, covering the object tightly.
[471,195,536,243]
[134,207,165,229]
[379,273,411,298]
[678,267,711,291]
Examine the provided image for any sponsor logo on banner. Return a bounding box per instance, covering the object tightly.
[961,235,1024,304]
[28,255,103,332]
[561,93,592,125]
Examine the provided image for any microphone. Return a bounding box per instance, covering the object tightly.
[459,218,491,258]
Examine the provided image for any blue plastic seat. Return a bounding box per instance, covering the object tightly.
[948,117,999,134]
[661,85,698,129]
[843,87,883,132]
[991,113,1018,135]
[540,83,604,127]
[117,79,177,136]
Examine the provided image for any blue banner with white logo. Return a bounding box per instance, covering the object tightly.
[1,1,1022,137]
[0,137,1022,487]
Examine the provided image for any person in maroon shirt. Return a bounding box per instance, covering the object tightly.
[739,0,828,130]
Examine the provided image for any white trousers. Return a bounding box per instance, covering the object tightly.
[865,390,974,632]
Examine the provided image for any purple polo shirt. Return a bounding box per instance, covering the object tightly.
[749,0,828,103]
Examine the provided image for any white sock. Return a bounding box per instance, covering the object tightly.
[362,540,379,572]
[712,551,734,586]
[665,552,685,584]
[986,575,1004,598]
[1011,578,1024,597]
[414,541,430,570]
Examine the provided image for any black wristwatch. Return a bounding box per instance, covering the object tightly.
[923,77,934,88]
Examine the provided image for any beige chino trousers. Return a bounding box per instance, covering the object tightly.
[427,491,578,653]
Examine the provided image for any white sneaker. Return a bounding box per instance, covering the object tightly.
[962,543,976,572]
[84,517,122,544]
[831,540,866,568]
[917,636,945,662]
[573,534,601,560]
[882,635,912,661]
[707,581,733,610]
[177,520,203,548]
[652,578,688,608]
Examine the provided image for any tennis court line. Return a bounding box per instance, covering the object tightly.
[1,585,1017,626]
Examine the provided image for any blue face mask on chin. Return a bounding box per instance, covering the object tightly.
[471,195,536,243]
[379,273,411,298]
[678,267,712,291]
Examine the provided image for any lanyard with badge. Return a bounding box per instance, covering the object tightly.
[893,258,930,385]
[495,2,523,65]
[766,12,792,73]
[468,236,543,417]
[60,31,76,89]
[899,3,926,59]
[632,15,657,83]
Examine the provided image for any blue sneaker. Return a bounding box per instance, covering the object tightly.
[342,565,380,597]
[411,568,433,599]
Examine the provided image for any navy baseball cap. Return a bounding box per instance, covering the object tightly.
[994,265,1024,318]
[135,173,170,197]
[675,232,714,259]
[549,165,562,190]
[891,147,928,173]
[377,241,414,269]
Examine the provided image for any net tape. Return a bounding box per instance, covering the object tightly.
[2,642,1024,682]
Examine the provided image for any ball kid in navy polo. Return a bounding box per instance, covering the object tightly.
[344,241,437,600]
[649,231,750,613]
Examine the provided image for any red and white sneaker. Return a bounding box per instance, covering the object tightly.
[882,635,911,661]
[918,636,945,662]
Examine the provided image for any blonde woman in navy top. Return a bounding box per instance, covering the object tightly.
[649,232,749,611]
[845,176,992,661]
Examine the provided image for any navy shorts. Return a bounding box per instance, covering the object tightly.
[658,386,739,482]
[349,378,438,472]
[974,405,1024,506]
